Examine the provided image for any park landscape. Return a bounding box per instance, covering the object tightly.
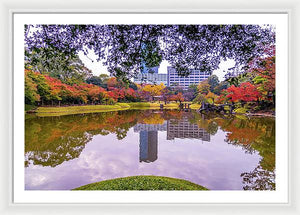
[24,24,275,191]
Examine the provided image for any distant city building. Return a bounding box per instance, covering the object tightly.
[134,73,167,85]
[167,117,210,141]
[167,67,211,89]
[139,130,158,163]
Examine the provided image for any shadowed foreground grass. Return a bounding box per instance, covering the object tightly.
[72,176,208,191]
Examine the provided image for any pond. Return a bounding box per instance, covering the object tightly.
[25,109,275,190]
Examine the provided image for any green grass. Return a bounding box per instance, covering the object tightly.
[72,176,208,191]
[116,103,131,108]
[33,102,181,117]
[127,102,150,108]
[149,102,179,109]
[36,104,129,117]
[125,102,179,109]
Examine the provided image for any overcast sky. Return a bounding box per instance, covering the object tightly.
[78,51,235,82]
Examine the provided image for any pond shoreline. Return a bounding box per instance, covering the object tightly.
[26,102,276,118]
[246,112,275,118]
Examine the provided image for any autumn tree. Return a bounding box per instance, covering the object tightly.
[141,83,165,101]
[171,92,184,104]
[161,88,172,104]
[25,70,52,105]
[197,80,210,95]
[25,71,40,104]
[124,88,137,102]
[226,82,261,104]
[252,56,275,105]
[205,91,218,104]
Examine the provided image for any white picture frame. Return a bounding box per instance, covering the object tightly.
[0,0,299,214]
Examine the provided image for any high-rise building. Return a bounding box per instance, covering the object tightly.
[167,67,211,89]
[139,130,158,163]
[134,73,167,85]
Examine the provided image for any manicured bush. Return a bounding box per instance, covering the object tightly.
[73,176,208,190]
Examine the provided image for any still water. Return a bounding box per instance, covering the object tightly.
[25,110,275,190]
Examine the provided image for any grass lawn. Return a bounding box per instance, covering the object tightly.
[36,104,128,117]
[72,176,208,191]
[34,102,180,117]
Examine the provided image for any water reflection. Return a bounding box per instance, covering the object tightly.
[167,117,210,141]
[25,110,275,190]
[139,131,158,163]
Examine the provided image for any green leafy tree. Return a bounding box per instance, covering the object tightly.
[26,70,52,105]
[207,75,220,93]
[193,93,207,104]
[214,81,229,95]
[25,73,40,104]
[197,80,210,95]
[86,76,103,86]
[25,47,92,85]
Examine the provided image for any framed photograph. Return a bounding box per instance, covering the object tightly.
[13,12,288,204]
[1,0,299,214]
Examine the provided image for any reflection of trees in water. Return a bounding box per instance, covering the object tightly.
[189,112,276,190]
[25,132,92,167]
[216,116,275,190]
[25,110,276,190]
[188,113,221,135]
[241,165,275,190]
[24,110,193,168]
[206,121,218,135]
[25,110,141,167]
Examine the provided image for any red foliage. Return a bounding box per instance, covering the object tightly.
[170,92,184,102]
[226,82,261,103]
[26,69,140,105]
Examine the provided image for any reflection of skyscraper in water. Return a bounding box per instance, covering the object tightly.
[167,118,210,141]
[139,130,158,163]
[134,122,166,163]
